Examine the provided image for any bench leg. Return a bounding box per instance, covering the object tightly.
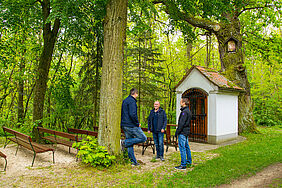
[166,139,169,152]
[31,153,36,167]
[3,138,11,149]
[15,144,19,156]
[142,144,146,155]
[152,144,155,154]
[4,158,7,171]
[76,149,79,162]
[172,136,177,151]
[52,151,55,164]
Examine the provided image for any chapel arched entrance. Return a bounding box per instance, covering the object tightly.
[182,88,208,142]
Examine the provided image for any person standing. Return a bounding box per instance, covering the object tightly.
[148,101,167,161]
[175,97,192,170]
[121,88,147,166]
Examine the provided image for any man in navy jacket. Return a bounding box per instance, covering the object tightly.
[148,101,167,161]
[121,88,147,166]
[175,97,192,170]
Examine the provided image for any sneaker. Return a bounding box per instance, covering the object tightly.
[175,165,186,170]
[120,139,125,152]
[187,163,192,167]
[131,162,140,166]
[154,156,160,160]
[160,156,165,161]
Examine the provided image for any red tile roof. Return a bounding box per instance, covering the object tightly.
[174,65,244,91]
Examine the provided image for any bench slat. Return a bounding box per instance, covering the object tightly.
[43,136,74,147]
[10,137,53,153]
[68,128,98,138]
[54,131,77,141]
[3,127,32,142]
[37,127,55,135]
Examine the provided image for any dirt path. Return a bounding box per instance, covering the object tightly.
[0,138,228,176]
[220,163,282,188]
[0,136,280,187]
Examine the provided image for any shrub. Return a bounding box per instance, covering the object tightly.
[72,136,116,168]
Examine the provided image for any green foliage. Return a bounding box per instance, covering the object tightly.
[73,136,116,168]
[245,32,281,126]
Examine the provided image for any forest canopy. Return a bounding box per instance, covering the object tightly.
[0,0,281,152]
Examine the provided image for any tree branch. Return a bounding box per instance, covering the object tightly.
[52,18,61,37]
[238,4,273,16]
[151,0,164,4]
[155,0,220,33]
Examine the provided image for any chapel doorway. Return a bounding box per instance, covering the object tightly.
[182,88,207,142]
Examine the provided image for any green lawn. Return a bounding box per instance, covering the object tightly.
[0,126,281,187]
[152,126,282,187]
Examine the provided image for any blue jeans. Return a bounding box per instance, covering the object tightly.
[152,132,164,157]
[178,134,192,166]
[122,126,147,164]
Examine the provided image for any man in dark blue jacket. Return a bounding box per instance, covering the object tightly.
[121,88,147,166]
[148,101,167,161]
[175,97,192,170]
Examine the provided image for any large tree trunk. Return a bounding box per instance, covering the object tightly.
[215,17,255,132]
[98,0,127,155]
[32,0,60,140]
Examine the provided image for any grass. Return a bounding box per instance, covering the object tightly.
[155,125,282,187]
[0,125,281,187]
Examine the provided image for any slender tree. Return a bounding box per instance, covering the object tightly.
[33,0,60,136]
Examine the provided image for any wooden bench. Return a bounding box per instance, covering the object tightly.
[67,128,98,141]
[165,124,178,152]
[0,150,7,171]
[2,126,54,167]
[37,127,78,153]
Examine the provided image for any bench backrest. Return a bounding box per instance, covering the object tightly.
[3,126,32,143]
[68,128,98,137]
[37,127,55,135]
[38,127,78,141]
[55,130,77,141]
[0,150,6,158]
[166,124,177,137]
[141,127,148,132]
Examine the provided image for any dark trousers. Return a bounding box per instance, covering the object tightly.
[152,132,164,157]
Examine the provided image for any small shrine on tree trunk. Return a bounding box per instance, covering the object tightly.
[174,65,244,144]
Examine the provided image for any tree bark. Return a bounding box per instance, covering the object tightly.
[32,0,60,139]
[17,60,25,125]
[214,17,255,132]
[98,0,127,155]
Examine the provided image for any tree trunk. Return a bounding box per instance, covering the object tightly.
[98,0,127,155]
[32,0,60,140]
[17,60,25,125]
[93,34,102,129]
[215,18,255,132]
[186,42,192,65]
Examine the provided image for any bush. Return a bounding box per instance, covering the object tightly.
[72,136,116,168]
[253,98,281,126]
